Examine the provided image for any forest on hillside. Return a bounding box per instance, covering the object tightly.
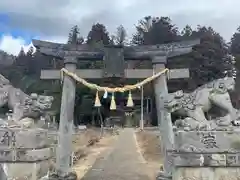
[1,16,240,123]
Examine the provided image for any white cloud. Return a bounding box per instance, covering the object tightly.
[0,34,68,56]
[0,35,31,55]
[1,0,240,41]
[0,0,240,50]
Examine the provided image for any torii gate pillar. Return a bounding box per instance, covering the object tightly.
[152,56,187,180]
[55,56,77,178]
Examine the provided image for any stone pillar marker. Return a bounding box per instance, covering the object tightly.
[152,56,175,178]
[55,56,77,178]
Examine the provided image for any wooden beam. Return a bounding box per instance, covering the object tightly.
[33,39,199,52]
[40,68,189,80]
[32,39,200,60]
[167,68,189,79]
[41,69,103,79]
[125,39,199,56]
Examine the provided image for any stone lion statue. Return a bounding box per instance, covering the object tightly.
[0,74,54,122]
[164,77,238,130]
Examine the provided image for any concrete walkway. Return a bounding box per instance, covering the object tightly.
[81,128,151,180]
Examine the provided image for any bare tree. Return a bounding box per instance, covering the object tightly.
[115,25,127,45]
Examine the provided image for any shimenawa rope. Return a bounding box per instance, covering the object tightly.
[60,68,169,92]
[60,68,169,109]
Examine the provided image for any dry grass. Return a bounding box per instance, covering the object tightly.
[47,128,117,179]
[136,130,163,179]
[72,128,117,162]
[72,128,101,152]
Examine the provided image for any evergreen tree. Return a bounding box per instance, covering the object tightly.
[132,16,179,45]
[230,27,240,55]
[181,25,193,39]
[67,25,84,45]
[230,27,240,106]
[132,17,230,89]
[18,47,25,57]
[87,23,110,45]
[26,46,34,57]
[182,26,230,87]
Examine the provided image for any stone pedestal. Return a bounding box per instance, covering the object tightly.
[171,130,240,180]
[0,127,54,179]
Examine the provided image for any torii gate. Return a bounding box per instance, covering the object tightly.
[32,39,199,179]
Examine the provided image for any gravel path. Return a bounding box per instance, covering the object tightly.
[81,128,151,180]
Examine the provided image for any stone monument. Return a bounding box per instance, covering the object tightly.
[0,127,54,179]
[164,76,240,180]
[0,74,55,179]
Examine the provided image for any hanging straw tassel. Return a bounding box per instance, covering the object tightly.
[94,91,101,107]
[166,69,170,80]
[103,90,108,99]
[60,69,64,84]
[126,91,134,107]
[110,93,116,110]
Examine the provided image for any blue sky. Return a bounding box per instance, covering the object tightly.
[1,0,240,55]
[0,13,37,54]
[0,13,42,44]
[0,13,27,41]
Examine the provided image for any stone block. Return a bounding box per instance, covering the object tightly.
[0,127,51,149]
[174,130,240,153]
[0,147,53,162]
[0,150,12,161]
[172,131,240,167]
[173,153,203,166]
[173,153,229,167]
[0,127,54,162]
[225,154,240,166]
[16,147,53,162]
[173,167,240,180]
[3,161,51,179]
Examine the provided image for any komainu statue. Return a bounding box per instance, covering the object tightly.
[0,74,54,122]
[164,77,238,130]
